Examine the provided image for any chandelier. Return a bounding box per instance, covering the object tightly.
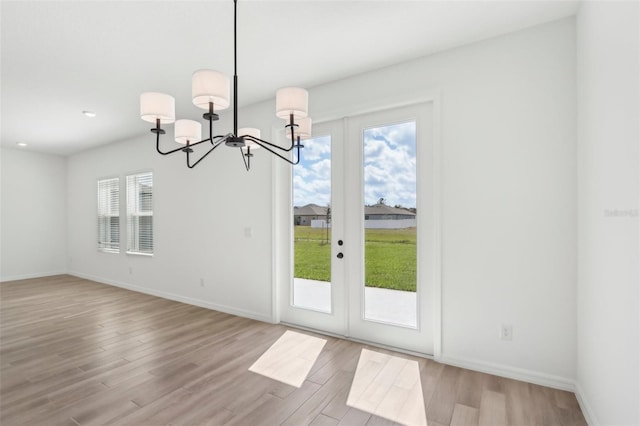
[139,0,311,170]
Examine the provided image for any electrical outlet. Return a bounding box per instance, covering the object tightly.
[500,324,513,341]
[200,278,205,287]
[129,266,133,275]
[244,227,252,238]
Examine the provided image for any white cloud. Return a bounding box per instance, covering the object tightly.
[294,135,331,206]
[301,135,331,161]
[311,159,331,179]
[293,122,416,208]
[363,122,416,207]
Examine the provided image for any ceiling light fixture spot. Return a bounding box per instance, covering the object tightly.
[16,142,28,147]
[82,110,96,118]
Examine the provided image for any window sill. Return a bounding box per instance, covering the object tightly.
[126,251,154,257]
[98,248,120,254]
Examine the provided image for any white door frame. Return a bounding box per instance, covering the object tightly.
[345,103,434,354]
[272,92,443,359]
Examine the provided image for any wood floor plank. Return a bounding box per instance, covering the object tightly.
[478,389,507,426]
[310,413,340,426]
[418,358,444,410]
[554,389,588,426]
[282,371,354,426]
[366,414,396,425]
[337,408,372,426]
[0,275,587,426]
[308,340,362,385]
[225,380,322,426]
[321,378,352,420]
[529,383,565,425]
[503,377,533,426]
[426,364,460,425]
[450,403,479,426]
[109,387,194,426]
[454,368,483,409]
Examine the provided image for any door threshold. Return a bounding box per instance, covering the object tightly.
[279,321,434,360]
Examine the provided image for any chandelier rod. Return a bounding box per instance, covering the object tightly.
[233,0,238,137]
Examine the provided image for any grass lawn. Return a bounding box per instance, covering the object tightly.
[294,226,416,292]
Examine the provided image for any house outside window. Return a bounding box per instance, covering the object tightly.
[126,172,153,255]
[97,177,120,252]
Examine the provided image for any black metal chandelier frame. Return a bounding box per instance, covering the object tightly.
[148,0,304,170]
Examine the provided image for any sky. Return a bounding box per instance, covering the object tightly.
[293,121,416,208]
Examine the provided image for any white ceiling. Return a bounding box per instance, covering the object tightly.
[1,0,579,156]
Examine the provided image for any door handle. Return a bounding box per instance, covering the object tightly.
[337,252,344,259]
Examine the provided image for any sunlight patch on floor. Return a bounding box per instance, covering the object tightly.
[347,349,427,426]
[248,330,326,388]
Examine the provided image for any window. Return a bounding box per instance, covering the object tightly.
[97,177,120,252]
[126,172,153,255]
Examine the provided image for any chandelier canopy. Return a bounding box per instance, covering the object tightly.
[139,0,311,170]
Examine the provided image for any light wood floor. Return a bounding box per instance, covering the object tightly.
[0,275,586,426]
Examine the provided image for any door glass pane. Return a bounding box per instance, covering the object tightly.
[363,122,417,327]
[292,135,332,313]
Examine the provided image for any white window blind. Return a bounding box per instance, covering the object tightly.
[126,172,153,255]
[97,177,120,252]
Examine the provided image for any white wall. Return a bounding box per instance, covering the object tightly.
[65,19,577,386]
[311,17,577,387]
[278,17,580,384]
[576,1,639,424]
[1,148,68,281]
[66,125,275,321]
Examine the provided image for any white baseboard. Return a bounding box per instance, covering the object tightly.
[441,355,598,424]
[438,354,576,392]
[0,270,68,283]
[68,271,274,324]
[574,382,598,425]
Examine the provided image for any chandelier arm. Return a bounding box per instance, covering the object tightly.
[189,136,221,148]
[155,131,188,156]
[245,138,302,165]
[206,111,226,145]
[240,147,250,171]
[152,119,184,155]
[291,139,302,165]
[244,135,297,152]
[156,133,226,156]
[206,134,227,146]
[186,134,233,169]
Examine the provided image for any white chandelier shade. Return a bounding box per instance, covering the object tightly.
[276,87,309,119]
[286,117,312,140]
[140,92,175,124]
[239,127,261,150]
[192,69,231,111]
[174,119,202,145]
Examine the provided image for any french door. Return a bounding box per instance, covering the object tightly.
[278,102,437,355]
[277,119,347,336]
